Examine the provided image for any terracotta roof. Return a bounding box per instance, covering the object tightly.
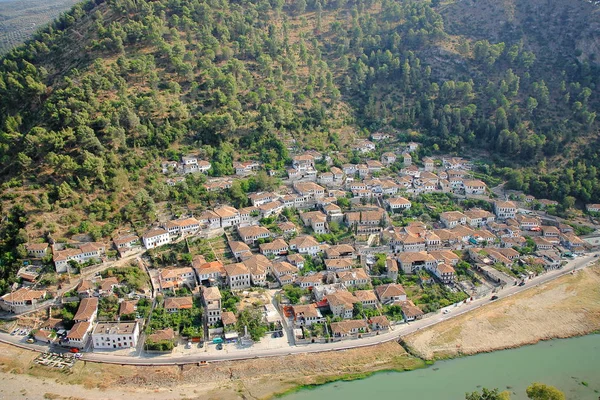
[26,243,48,251]
[67,321,91,340]
[272,261,299,276]
[77,280,94,293]
[369,315,390,327]
[353,290,378,303]
[229,241,251,253]
[375,284,406,300]
[324,244,355,258]
[238,225,270,238]
[398,251,436,263]
[160,267,194,280]
[164,296,193,310]
[40,317,62,330]
[337,268,369,282]
[214,205,239,218]
[259,238,289,252]
[463,179,486,187]
[194,260,225,276]
[224,262,250,277]
[278,222,296,231]
[73,297,98,322]
[243,254,272,275]
[436,263,455,273]
[113,235,139,246]
[93,321,138,335]
[147,328,175,343]
[324,258,355,269]
[199,210,220,220]
[440,211,467,221]
[119,300,137,316]
[330,320,367,335]
[202,286,222,301]
[143,228,168,239]
[291,304,320,318]
[99,277,119,291]
[191,255,207,268]
[464,209,493,219]
[387,197,411,206]
[53,248,82,262]
[326,290,357,308]
[221,311,237,325]
[166,217,199,228]
[399,300,424,318]
[289,235,320,249]
[495,200,516,209]
[287,253,305,264]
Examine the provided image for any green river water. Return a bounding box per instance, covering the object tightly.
[284,334,600,400]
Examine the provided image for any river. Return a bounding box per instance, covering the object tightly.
[285,334,600,400]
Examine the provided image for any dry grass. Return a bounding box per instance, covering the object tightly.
[0,339,422,400]
[405,264,600,360]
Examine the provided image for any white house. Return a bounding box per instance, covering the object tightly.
[289,236,321,256]
[92,321,140,350]
[142,228,171,249]
[494,200,517,219]
[214,205,241,227]
[224,263,251,290]
[463,179,487,195]
[386,197,412,211]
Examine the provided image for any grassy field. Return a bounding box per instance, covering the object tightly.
[0,0,78,55]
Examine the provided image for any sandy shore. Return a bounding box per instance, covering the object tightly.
[2,263,599,399]
[404,264,600,360]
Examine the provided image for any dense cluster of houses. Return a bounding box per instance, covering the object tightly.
[9,138,596,350]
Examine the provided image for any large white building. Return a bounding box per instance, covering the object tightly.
[92,321,140,350]
[53,242,106,273]
[142,228,171,249]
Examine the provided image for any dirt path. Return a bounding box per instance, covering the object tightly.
[404,264,600,360]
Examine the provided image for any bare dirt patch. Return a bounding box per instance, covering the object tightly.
[0,340,421,400]
[404,264,600,360]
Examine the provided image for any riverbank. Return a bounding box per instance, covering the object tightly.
[2,263,599,400]
[404,263,600,360]
[0,340,423,400]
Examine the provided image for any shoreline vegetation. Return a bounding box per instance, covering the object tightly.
[1,264,599,400]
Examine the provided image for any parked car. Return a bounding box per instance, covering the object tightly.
[442,309,450,314]
[490,295,499,301]
[519,281,526,286]
[26,338,35,344]
[69,348,79,353]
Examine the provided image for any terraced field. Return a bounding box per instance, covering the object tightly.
[208,234,236,264]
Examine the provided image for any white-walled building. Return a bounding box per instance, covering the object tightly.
[142,228,171,249]
[92,321,140,350]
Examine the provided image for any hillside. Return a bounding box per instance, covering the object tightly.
[0,0,80,55]
[0,0,598,291]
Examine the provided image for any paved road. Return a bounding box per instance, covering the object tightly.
[1,253,597,365]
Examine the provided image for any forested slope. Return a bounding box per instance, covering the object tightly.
[0,0,598,291]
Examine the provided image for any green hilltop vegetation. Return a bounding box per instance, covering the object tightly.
[0,0,598,292]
